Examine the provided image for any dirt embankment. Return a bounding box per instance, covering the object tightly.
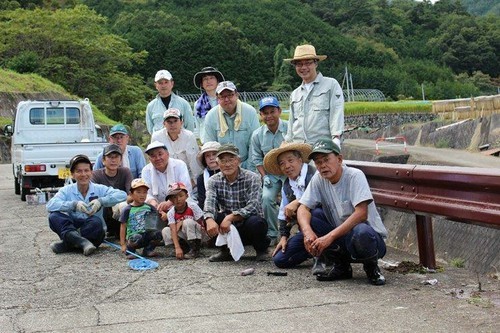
[0,92,73,120]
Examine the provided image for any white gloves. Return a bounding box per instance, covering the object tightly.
[75,201,90,214]
[87,199,102,215]
[333,137,341,149]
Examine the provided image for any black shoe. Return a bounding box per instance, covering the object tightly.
[363,263,386,285]
[316,263,353,281]
[311,257,327,276]
[64,231,96,256]
[209,248,232,262]
[50,240,69,254]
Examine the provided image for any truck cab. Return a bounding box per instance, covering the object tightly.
[8,99,107,200]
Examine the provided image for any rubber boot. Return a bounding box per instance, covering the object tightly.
[49,240,70,254]
[311,256,327,276]
[64,231,96,256]
[209,245,232,262]
[184,239,201,259]
[316,246,353,281]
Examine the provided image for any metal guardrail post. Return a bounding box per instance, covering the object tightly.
[415,214,436,269]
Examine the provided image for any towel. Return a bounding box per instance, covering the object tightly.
[215,224,244,261]
[151,163,177,200]
[217,100,242,138]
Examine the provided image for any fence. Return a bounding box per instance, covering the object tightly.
[346,160,500,269]
[432,94,500,121]
[180,89,386,109]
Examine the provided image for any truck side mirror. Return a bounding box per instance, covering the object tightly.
[3,124,13,137]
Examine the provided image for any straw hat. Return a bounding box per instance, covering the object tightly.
[284,44,327,62]
[263,142,312,175]
[197,141,221,168]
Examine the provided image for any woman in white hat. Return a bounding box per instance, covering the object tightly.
[193,67,225,140]
[284,44,344,148]
[195,141,221,210]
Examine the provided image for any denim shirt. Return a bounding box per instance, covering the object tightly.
[146,93,195,134]
[202,101,260,169]
[286,73,344,144]
[46,182,127,228]
[249,119,288,182]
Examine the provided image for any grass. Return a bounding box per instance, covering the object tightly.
[0,68,115,126]
[450,258,466,268]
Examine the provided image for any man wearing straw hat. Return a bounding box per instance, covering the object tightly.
[284,44,344,148]
[263,141,329,275]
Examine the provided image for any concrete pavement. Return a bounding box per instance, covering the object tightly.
[0,164,499,332]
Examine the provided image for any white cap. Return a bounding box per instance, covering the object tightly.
[154,70,173,82]
[145,141,167,155]
[216,81,237,94]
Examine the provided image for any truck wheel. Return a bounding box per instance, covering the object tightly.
[14,177,20,195]
[21,187,29,201]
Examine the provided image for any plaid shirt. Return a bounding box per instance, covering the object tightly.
[204,168,263,219]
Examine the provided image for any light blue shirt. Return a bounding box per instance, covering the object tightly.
[202,101,260,169]
[46,182,127,228]
[249,119,288,182]
[286,73,344,144]
[93,145,146,178]
[146,93,195,134]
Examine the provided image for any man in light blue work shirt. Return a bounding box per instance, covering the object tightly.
[202,81,260,169]
[249,96,288,244]
[146,70,195,134]
[284,44,344,148]
[93,124,146,178]
[47,155,127,256]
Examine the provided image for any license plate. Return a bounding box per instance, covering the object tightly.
[58,168,71,179]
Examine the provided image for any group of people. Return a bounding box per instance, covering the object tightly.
[46,44,387,286]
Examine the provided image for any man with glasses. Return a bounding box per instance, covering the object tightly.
[202,81,260,169]
[284,44,344,148]
[203,144,270,262]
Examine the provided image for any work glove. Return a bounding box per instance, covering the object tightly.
[75,201,90,214]
[333,137,341,149]
[263,175,272,188]
[87,199,102,215]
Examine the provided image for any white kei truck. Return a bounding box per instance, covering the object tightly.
[4,99,107,201]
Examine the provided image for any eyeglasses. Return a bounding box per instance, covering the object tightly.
[293,60,316,68]
[218,93,236,100]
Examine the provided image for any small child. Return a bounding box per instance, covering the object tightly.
[119,178,163,258]
[161,182,207,259]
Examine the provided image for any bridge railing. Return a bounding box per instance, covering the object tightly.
[346,160,500,269]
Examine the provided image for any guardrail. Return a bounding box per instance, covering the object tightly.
[346,160,500,269]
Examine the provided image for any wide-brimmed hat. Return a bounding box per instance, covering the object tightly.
[284,44,327,62]
[263,142,312,175]
[193,66,225,89]
[197,141,221,168]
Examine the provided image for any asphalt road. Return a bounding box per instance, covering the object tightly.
[0,163,499,332]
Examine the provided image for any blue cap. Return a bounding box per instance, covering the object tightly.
[110,124,128,135]
[259,96,280,111]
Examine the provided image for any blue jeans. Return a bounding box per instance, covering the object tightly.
[214,212,269,252]
[273,208,386,268]
[48,211,105,247]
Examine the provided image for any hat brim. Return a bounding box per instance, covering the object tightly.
[263,143,312,176]
[197,147,219,168]
[166,188,187,200]
[193,70,224,89]
[284,55,327,62]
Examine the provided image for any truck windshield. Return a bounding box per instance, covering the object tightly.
[30,107,80,125]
